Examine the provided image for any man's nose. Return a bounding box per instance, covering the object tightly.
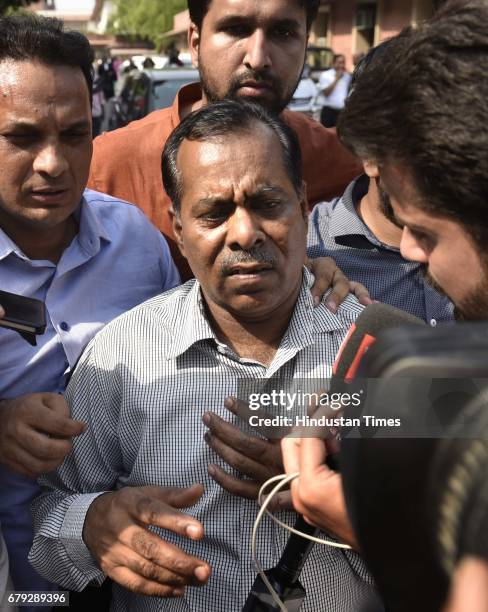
[243,30,271,72]
[32,141,69,177]
[226,207,265,251]
[400,226,428,263]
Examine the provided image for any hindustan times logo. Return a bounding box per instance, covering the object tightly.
[248,390,363,412]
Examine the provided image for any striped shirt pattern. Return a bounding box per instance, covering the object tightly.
[30,271,377,611]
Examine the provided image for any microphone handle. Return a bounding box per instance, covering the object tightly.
[273,516,320,585]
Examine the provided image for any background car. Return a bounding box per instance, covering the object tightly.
[110,67,199,129]
[287,65,321,119]
[306,45,334,81]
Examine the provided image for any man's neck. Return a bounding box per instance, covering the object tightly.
[202,282,302,368]
[0,215,78,264]
[357,180,403,248]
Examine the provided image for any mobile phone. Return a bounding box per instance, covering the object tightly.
[0,290,46,344]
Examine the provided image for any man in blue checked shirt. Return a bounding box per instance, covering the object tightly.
[0,15,180,606]
[308,38,454,327]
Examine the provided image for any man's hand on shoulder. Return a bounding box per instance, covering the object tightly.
[0,392,86,478]
[306,256,373,312]
[83,485,211,598]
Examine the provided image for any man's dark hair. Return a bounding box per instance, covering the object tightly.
[188,0,320,31]
[0,13,94,100]
[162,99,303,213]
[338,0,488,248]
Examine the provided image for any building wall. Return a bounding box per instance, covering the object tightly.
[380,0,414,41]
[313,0,436,70]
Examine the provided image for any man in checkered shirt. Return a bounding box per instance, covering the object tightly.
[29,101,378,611]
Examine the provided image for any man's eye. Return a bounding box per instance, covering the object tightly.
[410,229,436,250]
[222,24,251,37]
[63,131,90,140]
[272,27,296,39]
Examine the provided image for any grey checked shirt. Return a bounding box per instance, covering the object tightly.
[30,271,376,611]
[308,175,454,326]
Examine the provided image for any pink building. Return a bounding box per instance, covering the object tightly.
[310,0,441,69]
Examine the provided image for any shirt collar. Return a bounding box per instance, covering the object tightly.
[75,191,112,257]
[329,174,370,239]
[170,82,203,127]
[167,268,348,360]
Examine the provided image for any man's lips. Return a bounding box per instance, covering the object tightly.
[226,263,273,276]
[29,187,69,203]
[238,80,274,95]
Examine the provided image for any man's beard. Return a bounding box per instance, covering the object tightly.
[422,265,488,321]
[198,57,301,114]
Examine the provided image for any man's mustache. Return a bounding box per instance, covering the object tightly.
[228,69,279,94]
[221,248,278,276]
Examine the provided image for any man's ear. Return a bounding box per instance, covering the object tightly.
[169,207,186,258]
[188,22,200,68]
[363,160,380,179]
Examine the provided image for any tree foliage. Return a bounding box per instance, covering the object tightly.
[0,0,34,15]
[110,0,187,49]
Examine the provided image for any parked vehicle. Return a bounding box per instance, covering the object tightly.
[110,67,199,129]
[306,45,334,81]
[288,73,319,118]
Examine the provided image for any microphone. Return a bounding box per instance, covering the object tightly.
[243,304,422,611]
[332,303,424,383]
[242,516,318,612]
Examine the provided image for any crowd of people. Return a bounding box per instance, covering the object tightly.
[0,0,487,611]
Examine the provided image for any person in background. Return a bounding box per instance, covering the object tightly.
[87,0,363,281]
[308,38,454,324]
[317,54,351,128]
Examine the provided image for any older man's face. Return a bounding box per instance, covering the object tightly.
[172,126,308,320]
[0,60,92,233]
[190,0,308,113]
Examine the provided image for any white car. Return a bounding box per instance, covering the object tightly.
[287,76,320,118]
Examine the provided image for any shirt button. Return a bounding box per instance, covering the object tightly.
[430,318,437,327]
[60,321,70,332]
[217,346,225,354]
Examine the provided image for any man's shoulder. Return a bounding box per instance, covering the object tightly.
[83,189,161,235]
[90,280,195,344]
[282,108,337,141]
[93,107,174,152]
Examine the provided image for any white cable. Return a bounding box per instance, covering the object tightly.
[251,472,352,612]
[257,474,352,549]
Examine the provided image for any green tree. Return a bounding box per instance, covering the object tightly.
[110,0,187,49]
[1,0,34,14]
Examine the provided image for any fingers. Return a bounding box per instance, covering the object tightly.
[204,431,270,483]
[206,464,259,499]
[349,281,373,306]
[223,396,291,439]
[132,486,205,539]
[324,268,350,314]
[110,566,185,598]
[281,436,302,476]
[84,487,212,597]
[308,257,336,308]
[40,394,86,437]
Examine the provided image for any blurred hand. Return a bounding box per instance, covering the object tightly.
[83,485,211,598]
[306,257,373,313]
[281,412,357,547]
[0,392,86,478]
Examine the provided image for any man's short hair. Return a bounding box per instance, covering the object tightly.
[188,0,321,32]
[0,13,94,100]
[162,99,303,213]
[337,0,488,248]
